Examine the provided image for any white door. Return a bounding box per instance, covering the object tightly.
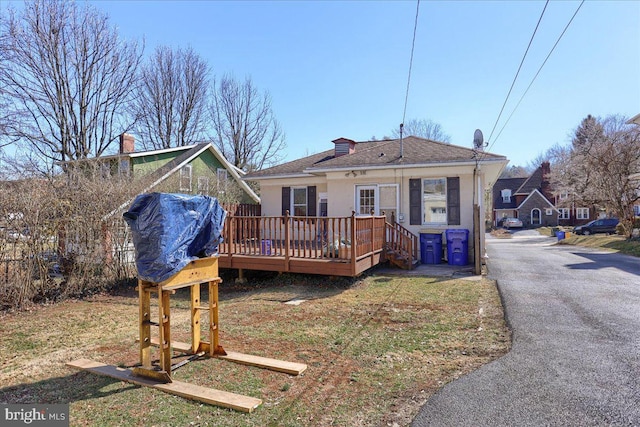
[356,185,377,215]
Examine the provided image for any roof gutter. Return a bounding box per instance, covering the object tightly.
[304,157,507,174]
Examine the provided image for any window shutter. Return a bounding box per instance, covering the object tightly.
[447,177,460,225]
[409,179,421,225]
[307,186,317,216]
[282,187,290,215]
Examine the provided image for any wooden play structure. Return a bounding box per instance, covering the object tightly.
[68,256,307,412]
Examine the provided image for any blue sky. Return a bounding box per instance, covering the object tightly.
[5,0,640,168]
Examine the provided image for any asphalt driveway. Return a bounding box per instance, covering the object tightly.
[412,232,640,426]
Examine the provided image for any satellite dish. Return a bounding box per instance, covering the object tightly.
[473,129,484,150]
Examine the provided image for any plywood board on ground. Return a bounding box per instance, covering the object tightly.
[66,359,262,413]
[219,351,307,375]
[141,338,307,375]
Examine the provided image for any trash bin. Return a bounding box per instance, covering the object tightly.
[261,239,272,255]
[551,227,559,237]
[446,229,469,266]
[556,231,565,241]
[420,233,443,264]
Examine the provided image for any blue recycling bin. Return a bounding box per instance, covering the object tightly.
[420,233,443,264]
[556,231,565,241]
[261,239,272,255]
[446,229,469,266]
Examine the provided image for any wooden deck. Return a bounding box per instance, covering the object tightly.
[218,213,396,277]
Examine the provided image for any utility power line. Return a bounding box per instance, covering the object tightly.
[402,0,421,127]
[486,0,550,146]
[490,0,585,149]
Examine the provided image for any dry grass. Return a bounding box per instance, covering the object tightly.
[0,271,510,426]
[557,234,640,257]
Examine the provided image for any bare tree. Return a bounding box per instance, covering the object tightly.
[499,165,529,179]
[552,115,640,238]
[391,118,451,143]
[0,0,142,162]
[209,75,286,171]
[133,46,210,150]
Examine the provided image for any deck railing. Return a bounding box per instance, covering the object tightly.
[219,212,386,262]
[385,221,419,267]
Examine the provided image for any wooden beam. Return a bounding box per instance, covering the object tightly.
[218,351,307,376]
[159,257,220,290]
[67,359,262,413]
[141,338,306,375]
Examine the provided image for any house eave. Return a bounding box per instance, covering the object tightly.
[244,173,318,181]
[304,158,506,174]
[516,189,557,211]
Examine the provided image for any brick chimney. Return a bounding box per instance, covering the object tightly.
[119,133,135,154]
[332,138,356,158]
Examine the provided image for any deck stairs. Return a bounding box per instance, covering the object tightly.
[384,222,419,270]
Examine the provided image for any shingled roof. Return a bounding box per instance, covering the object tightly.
[245,136,507,179]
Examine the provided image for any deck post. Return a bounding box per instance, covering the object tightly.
[227,215,234,263]
[284,210,290,272]
[351,211,356,276]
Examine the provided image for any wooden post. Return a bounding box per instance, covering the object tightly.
[474,204,481,275]
[191,284,201,354]
[284,210,290,271]
[350,211,357,276]
[139,280,151,368]
[159,290,172,373]
[227,216,234,262]
[209,279,225,356]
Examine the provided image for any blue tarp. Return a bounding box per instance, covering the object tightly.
[123,193,227,283]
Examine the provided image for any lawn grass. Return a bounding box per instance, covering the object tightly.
[536,226,640,258]
[0,271,510,427]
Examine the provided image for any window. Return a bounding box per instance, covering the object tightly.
[180,164,192,192]
[292,188,308,216]
[216,168,228,194]
[545,208,553,216]
[118,158,130,177]
[559,191,568,201]
[197,176,210,195]
[410,177,459,226]
[576,208,589,220]
[379,184,399,223]
[501,189,512,203]
[423,178,447,224]
[282,186,316,217]
[634,205,640,216]
[558,208,570,220]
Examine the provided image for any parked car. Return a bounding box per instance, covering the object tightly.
[503,217,523,229]
[573,218,619,235]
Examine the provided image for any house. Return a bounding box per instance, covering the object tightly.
[61,134,260,205]
[493,162,596,228]
[57,134,260,269]
[631,172,640,218]
[244,136,508,268]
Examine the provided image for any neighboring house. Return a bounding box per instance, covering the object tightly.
[493,162,596,228]
[58,134,260,267]
[61,133,260,205]
[492,177,527,224]
[244,136,507,265]
[631,172,640,218]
